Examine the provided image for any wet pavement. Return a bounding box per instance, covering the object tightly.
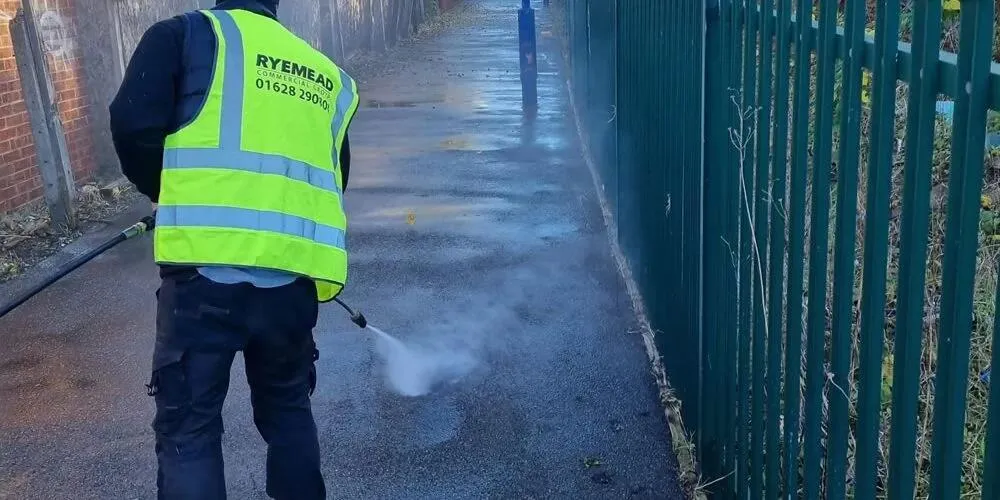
[0,1,683,499]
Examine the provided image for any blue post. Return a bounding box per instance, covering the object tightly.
[518,0,538,109]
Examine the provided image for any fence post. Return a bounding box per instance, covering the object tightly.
[700,0,733,495]
[9,7,75,229]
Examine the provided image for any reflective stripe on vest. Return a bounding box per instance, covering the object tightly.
[154,9,359,300]
[163,148,341,194]
[157,205,346,249]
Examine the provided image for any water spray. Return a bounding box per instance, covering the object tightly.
[331,296,475,397]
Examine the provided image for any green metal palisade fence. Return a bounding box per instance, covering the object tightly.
[563,0,1000,498]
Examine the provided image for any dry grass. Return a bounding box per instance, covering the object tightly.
[825,2,994,496]
[860,95,998,499]
[0,182,140,283]
[720,4,998,496]
[751,7,998,493]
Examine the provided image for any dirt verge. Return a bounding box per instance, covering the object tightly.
[1,182,143,283]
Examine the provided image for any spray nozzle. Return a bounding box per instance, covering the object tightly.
[350,311,368,329]
[334,297,368,329]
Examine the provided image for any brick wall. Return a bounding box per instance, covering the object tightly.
[0,0,40,212]
[0,0,452,215]
[0,0,96,214]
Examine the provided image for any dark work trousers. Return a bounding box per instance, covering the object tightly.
[148,272,325,500]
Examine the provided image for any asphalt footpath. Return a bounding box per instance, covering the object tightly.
[0,1,684,498]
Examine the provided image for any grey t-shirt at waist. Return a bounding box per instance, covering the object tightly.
[197,266,297,288]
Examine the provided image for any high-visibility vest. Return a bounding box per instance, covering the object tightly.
[154,9,359,302]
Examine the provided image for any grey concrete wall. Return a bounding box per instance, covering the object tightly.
[116,1,212,61]
[73,0,443,182]
[74,3,122,180]
[277,0,325,51]
[329,0,435,62]
[79,0,214,181]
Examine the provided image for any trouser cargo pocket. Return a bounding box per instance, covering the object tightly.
[308,343,319,396]
[148,344,191,439]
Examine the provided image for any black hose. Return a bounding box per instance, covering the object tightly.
[0,216,155,319]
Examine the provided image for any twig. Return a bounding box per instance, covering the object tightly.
[728,92,770,331]
[696,470,736,492]
[78,217,114,225]
[0,234,30,249]
[721,236,738,270]
[825,370,851,402]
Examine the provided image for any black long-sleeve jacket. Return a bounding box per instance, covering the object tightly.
[109,0,351,203]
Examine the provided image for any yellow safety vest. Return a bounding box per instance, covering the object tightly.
[153,9,359,302]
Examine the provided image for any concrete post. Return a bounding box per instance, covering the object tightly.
[9,7,75,228]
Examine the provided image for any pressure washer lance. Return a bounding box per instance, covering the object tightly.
[0,215,156,319]
[334,296,368,329]
[1,214,370,330]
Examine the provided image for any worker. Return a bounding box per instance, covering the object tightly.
[109,0,358,498]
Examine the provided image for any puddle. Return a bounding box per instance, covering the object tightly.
[534,222,577,239]
[440,136,475,150]
[364,98,443,108]
[439,134,508,151]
